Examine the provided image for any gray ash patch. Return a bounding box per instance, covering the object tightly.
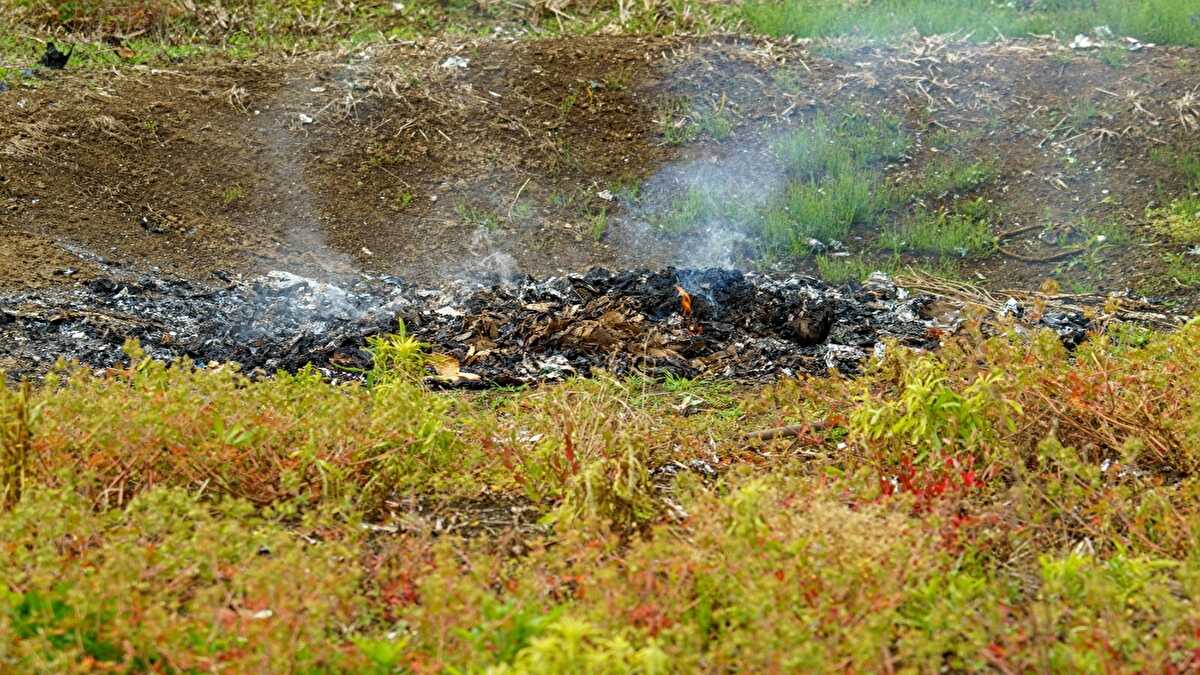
[0,271,409,376]
[0,267,1067,385]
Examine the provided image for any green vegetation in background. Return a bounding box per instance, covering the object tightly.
[655,110,909,254]
[2,0,1199,77]
[5,0,437,39]
[7,0,1199,71]
[744,0,1200,48]
[0,0,509,68]
[649,108,1008,277]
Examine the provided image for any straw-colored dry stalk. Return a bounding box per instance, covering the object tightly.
[0,380,34,511]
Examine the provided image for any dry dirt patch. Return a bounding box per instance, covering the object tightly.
[1,35,1198,303]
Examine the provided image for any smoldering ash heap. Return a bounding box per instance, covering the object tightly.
[0,267,1091,386]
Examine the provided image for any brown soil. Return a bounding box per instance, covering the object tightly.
[2,34,1198,307]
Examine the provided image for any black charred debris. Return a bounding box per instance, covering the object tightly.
[38,42,73,70]
[0,267,1091,386]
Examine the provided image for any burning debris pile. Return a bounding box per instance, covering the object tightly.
[0,267,1088,386]
[406,268,938,385]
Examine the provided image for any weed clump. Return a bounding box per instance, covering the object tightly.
[765,171,886,250]
[649,110,907,253]
[487,376,662,532]
[1147,197,1200,244]
[776,113,908,181]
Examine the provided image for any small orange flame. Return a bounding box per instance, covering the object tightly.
[674,285,692,318]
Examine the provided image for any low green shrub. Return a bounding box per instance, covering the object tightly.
[3,319,1200,670]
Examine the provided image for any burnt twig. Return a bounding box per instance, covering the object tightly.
[998,246,1084,264]
[995,223,1042,240]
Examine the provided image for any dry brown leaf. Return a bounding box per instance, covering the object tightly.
[427,353,480,383]
[574,323,619,347]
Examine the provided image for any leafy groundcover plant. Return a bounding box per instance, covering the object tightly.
[3,319,1200,672]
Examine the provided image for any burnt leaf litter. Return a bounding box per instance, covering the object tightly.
[0,266,1092,385]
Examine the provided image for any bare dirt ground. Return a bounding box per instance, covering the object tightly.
[2,34,1199,305]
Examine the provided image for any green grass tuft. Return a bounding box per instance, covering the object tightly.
[881,209,995,257]
[917,159,998,199]
[697,108,734,141]
[1147,198,1200,244]
[815,255,889,284]
[776,113,908,181]
[589,208,608,241]
[455,202,503,231]
[1081,217,1132,248]
[1165,252,1200,286]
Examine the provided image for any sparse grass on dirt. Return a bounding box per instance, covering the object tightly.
[1151,146,1200,189]
[589,207,609,241]
[1081,216,1132,248]
[645,107,1008,275]
[7,0,1199,77]
[456,202,503,231]
[220,185,246,205]
[881,208,995,258]
[4,1,1200,305]
[6,320,1200,670]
